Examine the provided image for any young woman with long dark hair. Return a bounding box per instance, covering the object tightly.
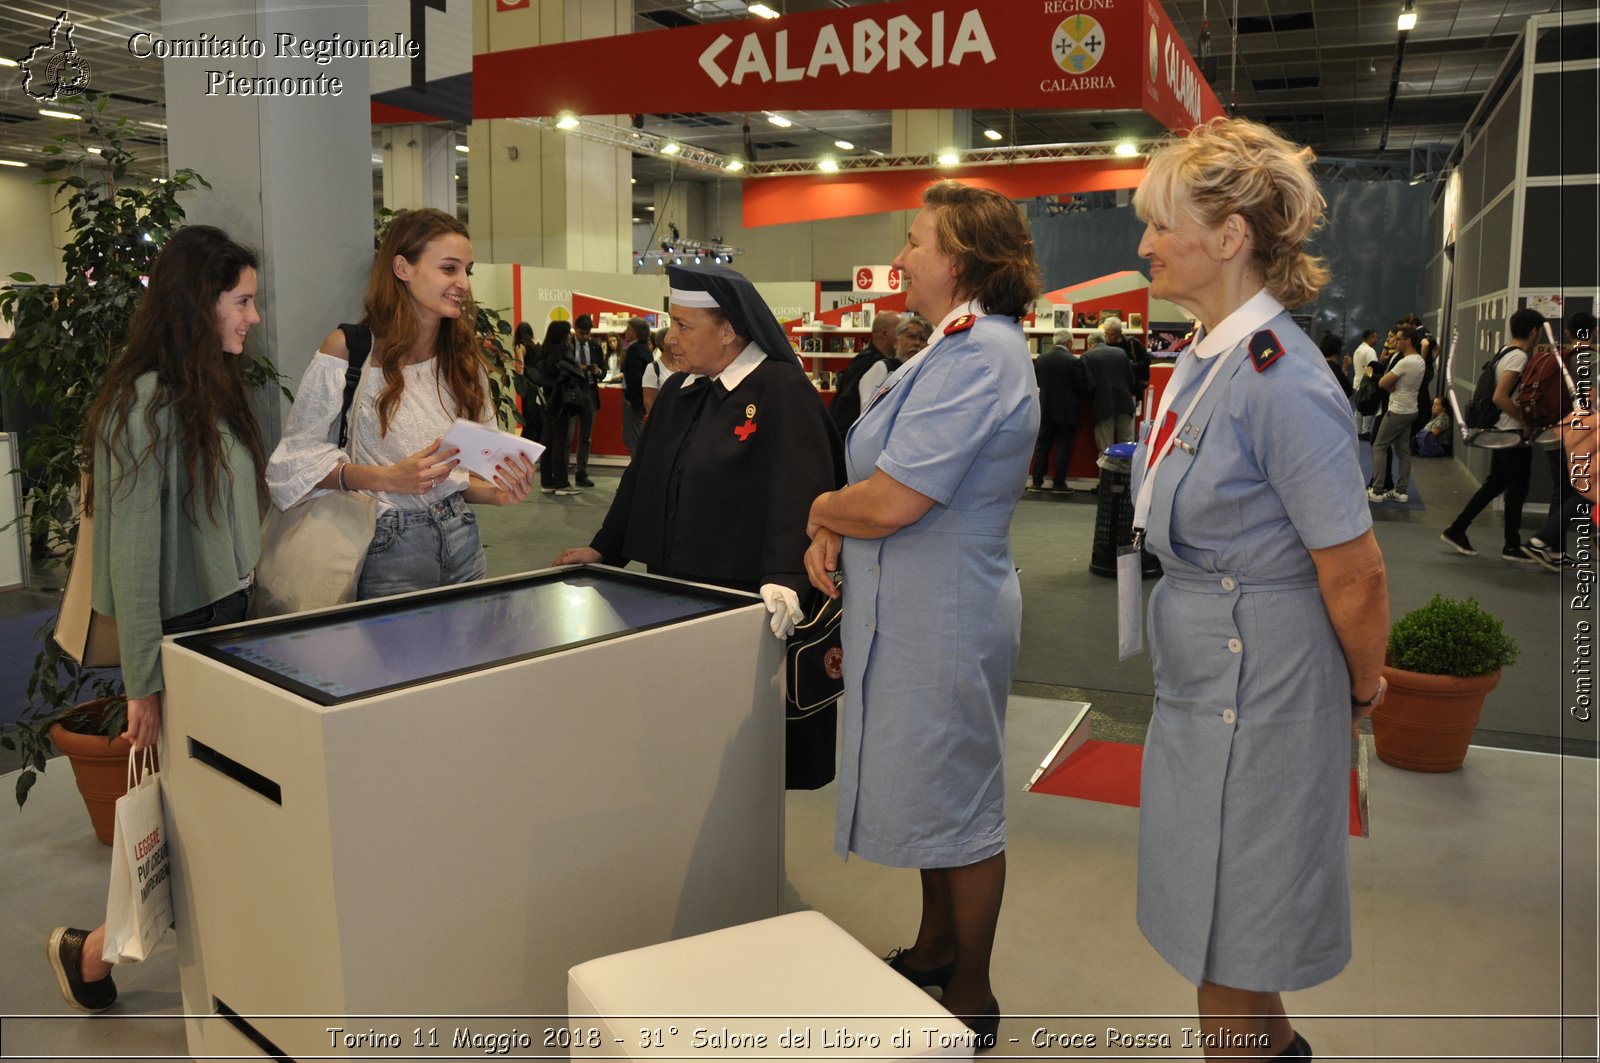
[49,224,269,1012]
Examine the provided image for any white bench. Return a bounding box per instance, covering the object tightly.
[568,911,977,1063]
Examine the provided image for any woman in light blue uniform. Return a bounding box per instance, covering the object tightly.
[805,181,1040,1048]
[1129,119,1390,1061]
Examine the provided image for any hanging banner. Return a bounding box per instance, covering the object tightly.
[474,0,1220,127]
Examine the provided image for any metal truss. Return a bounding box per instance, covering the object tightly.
[512,116,738,176]
[522,115,1417,184]
[1311,156,1413,181]
[745,140,1166,177]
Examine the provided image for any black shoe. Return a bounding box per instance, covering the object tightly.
[1280,1031,1312,1059]
[961,998,1000,1053]
[884,947,954,991]
[47,927,116,1012]
[1439,527,1476,556]
[576,475,596,488]
[1050,483,1075,496]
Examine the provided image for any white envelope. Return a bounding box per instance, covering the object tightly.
[441,418,546,482]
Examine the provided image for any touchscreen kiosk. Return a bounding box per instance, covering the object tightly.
[160,566,785,1060]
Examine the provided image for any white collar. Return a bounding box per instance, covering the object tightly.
[685,342,766,389]
[1191,289,1285,361]
[899,299,984,372]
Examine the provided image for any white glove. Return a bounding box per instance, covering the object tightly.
[760,583,803,638]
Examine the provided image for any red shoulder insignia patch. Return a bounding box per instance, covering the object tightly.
[944,314,977,335]
[1249,329,1285,372]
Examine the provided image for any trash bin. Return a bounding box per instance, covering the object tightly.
[1089,443,1163,579]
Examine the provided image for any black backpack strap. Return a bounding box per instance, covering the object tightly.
[335,323,373,450]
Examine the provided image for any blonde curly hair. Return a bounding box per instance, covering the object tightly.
[1133,117,1329,307]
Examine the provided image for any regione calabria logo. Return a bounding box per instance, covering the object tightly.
[20,11,92,103]
[1051,13,1106,75]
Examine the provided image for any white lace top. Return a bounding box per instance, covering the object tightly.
[267,350,492,512]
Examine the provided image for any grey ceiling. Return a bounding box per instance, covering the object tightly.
[0,0,1582,215]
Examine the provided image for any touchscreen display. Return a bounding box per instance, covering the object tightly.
[178,570,743,704]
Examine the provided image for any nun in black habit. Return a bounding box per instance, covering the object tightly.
[556,263,846,789]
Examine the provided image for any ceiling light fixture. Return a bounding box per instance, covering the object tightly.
[1114,141,1139,157]
[556,112,580,130]
[0,159,27,168]
[834,139,854,150]
[725,158,745,172]
[85,146,101,155]
[1397,1,1416,31]
[39,109,81,120]
[936,150,960,166]
[983,129,1003,142]
[765,113,793,128]
[747,3,780,18]
[454,144,469,153]
[139,120,167,130]
[661,141,681,154]
[819,157,838,172]
[0,58,19,68]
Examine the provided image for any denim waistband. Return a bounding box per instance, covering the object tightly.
[377,491,470,528]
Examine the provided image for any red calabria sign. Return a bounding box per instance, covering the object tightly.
[474,0,1220,126]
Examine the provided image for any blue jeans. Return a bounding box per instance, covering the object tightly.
[357,493,485,600]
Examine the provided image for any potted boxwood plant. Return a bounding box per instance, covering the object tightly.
[0,94,282,835]
[1373,595,1519,772]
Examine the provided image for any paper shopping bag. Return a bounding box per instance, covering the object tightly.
[103,748,172,964]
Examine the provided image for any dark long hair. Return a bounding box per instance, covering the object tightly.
[541,319,573,354]
[364,207,489,432]
[84,225,267,520]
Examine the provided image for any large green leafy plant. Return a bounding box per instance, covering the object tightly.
[0,95,282,806]
[1386,595,1519,678]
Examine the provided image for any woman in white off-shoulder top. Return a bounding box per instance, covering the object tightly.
[266,207,535,599]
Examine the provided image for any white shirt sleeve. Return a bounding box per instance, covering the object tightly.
[858,359,890,410]
[265,351,354,511]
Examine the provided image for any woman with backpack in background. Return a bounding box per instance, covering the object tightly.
[1440,307,1545,561]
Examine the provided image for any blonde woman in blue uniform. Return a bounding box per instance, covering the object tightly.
[805,181,1041,1048]
[1129,119,1389,1059]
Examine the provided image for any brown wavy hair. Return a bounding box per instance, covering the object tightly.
[1134,117,1329,307]
[922,181,1042,319]
[364,208,489,432]
[84,225,267,520]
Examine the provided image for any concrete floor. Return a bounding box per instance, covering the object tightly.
[1,449,1597,1059]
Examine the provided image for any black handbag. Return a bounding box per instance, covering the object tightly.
[1354,371,1383,416]
[785,585,843,718]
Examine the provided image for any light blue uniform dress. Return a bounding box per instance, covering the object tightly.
[834,309,1040,867]
[1130,300,1371,991]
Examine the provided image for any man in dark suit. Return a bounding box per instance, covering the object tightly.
[569,314,603,486]
[1103,315,1150,395]
[1082,330,1139,454]
[619,317,653,457]
[1028,329,1093,495]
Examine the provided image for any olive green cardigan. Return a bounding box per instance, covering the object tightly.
[90,374,260,699]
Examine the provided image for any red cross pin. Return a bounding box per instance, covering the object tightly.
[734,418,758,441]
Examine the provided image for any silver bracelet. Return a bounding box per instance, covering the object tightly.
[337,462,350,491]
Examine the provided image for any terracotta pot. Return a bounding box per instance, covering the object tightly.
[1371,667,1501,773]
[48,699,155,845]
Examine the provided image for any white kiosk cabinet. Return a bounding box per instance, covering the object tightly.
[161,566,784,1060]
